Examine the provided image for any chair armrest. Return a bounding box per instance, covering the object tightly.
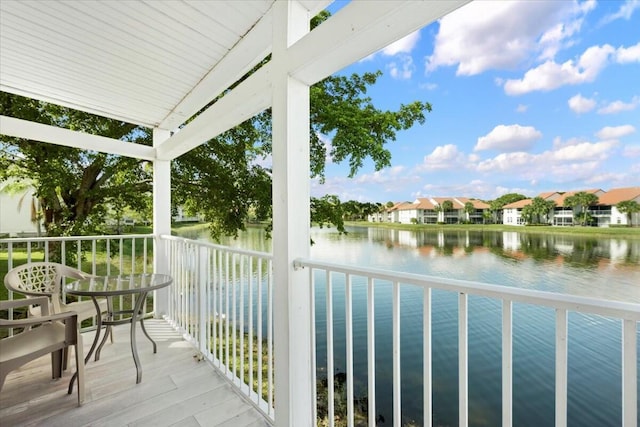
[0,296,51,314]
[0,308,78,329]
[7,288,55,298]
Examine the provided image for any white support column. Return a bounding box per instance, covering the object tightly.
[153,128,172,318]
[271,1,312,426]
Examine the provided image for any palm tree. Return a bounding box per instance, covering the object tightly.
[441,200,454,223]
[616,200,640,227]
[464,201,474,223]
[564,192,599,226]
[522,197,555,225]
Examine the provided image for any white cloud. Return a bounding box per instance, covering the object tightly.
[351,167,421,191]
[552,140,615,161]
[383,31,421,56]
[616,41,640,63]
[623,144,640,157]
[595,125,636,140]
[504,43,638,95]
[516,104,528,113]
[568,93,596,113]
[419,82,438,91]
[475,140,619,183]
[426,1,590,75]
[388,55,415,80]
[597,96,640,114]
[553,136,587,149]
[538,0,595,60]
[600,0,640,25]
[420,144,468,170]
[504,44,615,95]
[475,124,542,152]
[585,171,640,189]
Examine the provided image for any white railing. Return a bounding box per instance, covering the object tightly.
[4,235,638,427]
[294,258,639,427]
[160,235,275,421]
[1,234,154,326]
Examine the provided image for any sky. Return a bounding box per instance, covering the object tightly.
[311,0,640,204]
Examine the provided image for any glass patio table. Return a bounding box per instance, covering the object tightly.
[65,273,173,384]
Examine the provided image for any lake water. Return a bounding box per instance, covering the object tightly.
[185,225,640,426]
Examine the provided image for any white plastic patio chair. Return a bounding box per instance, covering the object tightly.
[0,296,85,405]
[3,262,111,367]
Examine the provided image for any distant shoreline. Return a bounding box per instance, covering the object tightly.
[344,220,640,239]
[171,221,640,240]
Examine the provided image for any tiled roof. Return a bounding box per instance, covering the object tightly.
[455,197,490,209]
[431,197,464,209]
[554,189,604,206]
[414,198,436,209]
[503,199,532,209]
[394,202,418,211]
[537,191,560,200]
[598,187,640,205]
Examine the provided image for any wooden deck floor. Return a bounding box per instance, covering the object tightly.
[0,319,272,427]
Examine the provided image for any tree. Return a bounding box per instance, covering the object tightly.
[1,13,432,241]
[482,210,492,224]
[521,197,555,225]
[439,200,454,223]
[463,201,474,222]
[564,192,599,226]
[616,200,640,227]
[441,200,454,211]
[0,92,152,240]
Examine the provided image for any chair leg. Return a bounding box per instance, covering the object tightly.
[62,346,69,371]
[51,350,63,379]
[0,369,7,391]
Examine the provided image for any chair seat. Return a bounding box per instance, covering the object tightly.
[0,323,66,364]
[0,297,85,406]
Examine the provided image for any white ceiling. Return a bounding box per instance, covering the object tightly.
[0,0,326,129]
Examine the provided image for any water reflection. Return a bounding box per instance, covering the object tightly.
[179,225,640,302]
[366,228,640,268]
[310,226,640,303]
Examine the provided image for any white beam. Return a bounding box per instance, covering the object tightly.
[271,1,312,426]
[290,0,471,85]
[156,64,272,161]
[0,115,156,161]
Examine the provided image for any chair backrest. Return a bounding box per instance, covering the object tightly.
[4,262,92,313]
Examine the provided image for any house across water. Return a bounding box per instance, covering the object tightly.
[370,186,640,227]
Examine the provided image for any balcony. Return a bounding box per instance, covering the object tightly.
[2,234,638,426]
[8,1,636,426]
